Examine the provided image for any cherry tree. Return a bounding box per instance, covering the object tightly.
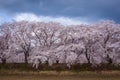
[0,24,11,64]
[94,21,120,64]
[7,21,33,64]
[1,20,120,69]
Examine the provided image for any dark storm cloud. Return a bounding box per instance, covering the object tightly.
[0,0,120,22]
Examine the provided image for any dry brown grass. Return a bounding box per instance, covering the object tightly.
[0,71,120,80]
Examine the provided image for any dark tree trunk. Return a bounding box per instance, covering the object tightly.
[106,54,113,64]
[1,58,6,65]
[24,52,29,64]
[56,60,59,64]
[85,48,91,64]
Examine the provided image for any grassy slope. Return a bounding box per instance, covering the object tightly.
[0,71,120,80]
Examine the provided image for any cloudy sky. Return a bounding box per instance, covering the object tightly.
[0,0,120,25]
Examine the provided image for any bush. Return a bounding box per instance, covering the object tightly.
[0,63,120,72]
[71,63,92,72]
[52,63,68,73]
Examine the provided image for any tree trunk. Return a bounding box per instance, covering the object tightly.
[85,48,91,64]
[1,58,6,65]
[24,52,28,64]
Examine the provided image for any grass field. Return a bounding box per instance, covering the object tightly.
[0,71,120,80]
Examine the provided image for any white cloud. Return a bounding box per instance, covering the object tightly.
[13,13,88,25]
